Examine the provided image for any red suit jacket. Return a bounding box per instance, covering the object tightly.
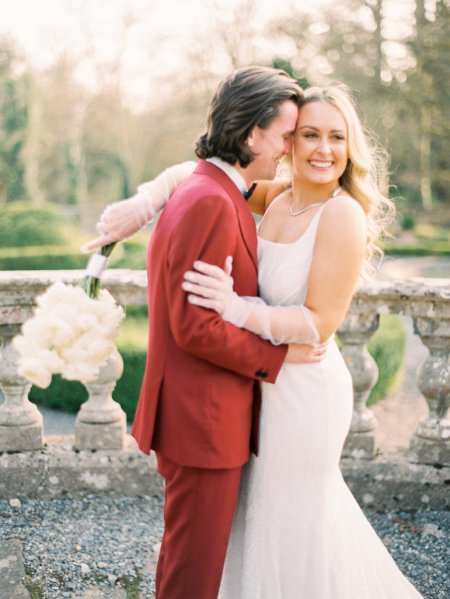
[131,160,287,469]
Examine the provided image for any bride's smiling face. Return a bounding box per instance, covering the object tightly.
[292,101,349,186]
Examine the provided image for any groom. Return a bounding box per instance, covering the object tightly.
[87,67,308,598]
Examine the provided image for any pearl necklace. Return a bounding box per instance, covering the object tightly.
[289,187,342,217]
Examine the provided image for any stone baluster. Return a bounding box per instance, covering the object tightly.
[74,349,126,450]
[409,316,450,466]
[0,324,43,452]
[338,312,380,459]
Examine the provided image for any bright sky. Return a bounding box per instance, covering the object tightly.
[1,0,413,108]
[0,0,332,107]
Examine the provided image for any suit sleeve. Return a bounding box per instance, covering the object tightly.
[166,193,287,383]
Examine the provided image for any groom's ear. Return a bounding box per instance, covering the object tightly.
[246,128,256,149]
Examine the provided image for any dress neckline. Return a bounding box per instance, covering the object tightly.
[257,191,329,247]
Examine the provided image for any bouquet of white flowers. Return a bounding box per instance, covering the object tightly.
[14,243,124,388]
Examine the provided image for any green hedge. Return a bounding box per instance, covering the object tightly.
[367,314,406,405]
[110,240,148,270]
[0,247,89,270]
[29,349,146,421]
[0,202,90,270]
[0,202,81,248]
[384,246,450,257]
[0,218,147,271]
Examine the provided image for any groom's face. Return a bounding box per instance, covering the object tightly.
[246,100,298,180]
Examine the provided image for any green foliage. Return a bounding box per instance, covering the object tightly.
[385,232,450,256]
[113,349,147,421]
[0,1,448,217]
[0,249,88,270]
[384,245,450,257]
[110,239,148,270]
[22,575,44,599]
[29,349,147,421]
[0,38,29,202]
[0,202,80,248]
[0,201,150,270]
[271,57,310,89]
[30,376,87,413]
[336,314,406,405]
[0,201,90,269]
[367,315,406,405]
[401,214,416,231]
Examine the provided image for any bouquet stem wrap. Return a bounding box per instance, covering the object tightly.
[81,242,116,299]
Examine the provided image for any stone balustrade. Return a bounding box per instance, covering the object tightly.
[0,270,449,507]
[339,277,450,466]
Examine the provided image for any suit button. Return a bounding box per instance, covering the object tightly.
[255,370,268,378]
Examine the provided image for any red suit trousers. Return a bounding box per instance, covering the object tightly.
[155,453,242,599]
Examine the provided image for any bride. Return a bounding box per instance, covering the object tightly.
[177,87,420,599]
[87,84,423,598]
[180,87,423,599]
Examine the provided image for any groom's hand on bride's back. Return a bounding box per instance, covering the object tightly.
[285,342,328,364]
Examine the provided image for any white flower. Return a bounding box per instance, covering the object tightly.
[21,317,53,348]
[25,315,76,347]
[18,358,52,389]
[14,282,124,387]
[75,312,99,332]
[37,348,65,373]
[13,335,42,358]
[61,362,99,383]
[62,336,114,366]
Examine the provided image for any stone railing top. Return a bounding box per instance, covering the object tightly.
[350,276,450,319]
[0,270,449,325]
[0,270,148,325]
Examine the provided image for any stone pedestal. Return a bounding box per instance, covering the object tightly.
[75,419,126,451]
[409,316,450,466]
[0,324,43,452]
[339,312,380,459]
[74,351,126,450]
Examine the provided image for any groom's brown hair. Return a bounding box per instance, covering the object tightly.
[195,66,303,168]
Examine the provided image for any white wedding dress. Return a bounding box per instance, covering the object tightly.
[219,200,422,599]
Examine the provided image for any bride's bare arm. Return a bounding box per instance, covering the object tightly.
[247,179,290,215]
[303,196,366,341]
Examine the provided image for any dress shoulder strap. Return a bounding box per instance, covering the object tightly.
[258,188,292,227]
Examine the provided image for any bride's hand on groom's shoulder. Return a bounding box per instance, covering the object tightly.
[285,341,328,364]
[81,197,145,253]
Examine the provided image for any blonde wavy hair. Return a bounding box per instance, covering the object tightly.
[293,84,395,276]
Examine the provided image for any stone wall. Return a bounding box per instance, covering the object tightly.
[0,271,449,508]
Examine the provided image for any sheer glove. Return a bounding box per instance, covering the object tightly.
[82,161,197,252]
[182,259,320,345]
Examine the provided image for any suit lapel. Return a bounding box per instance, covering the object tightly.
[194,161,258,272]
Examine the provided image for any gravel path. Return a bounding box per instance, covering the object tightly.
[0,496,448,599]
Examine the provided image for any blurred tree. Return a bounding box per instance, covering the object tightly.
[407,0,450,208]
[272,0,449,209]
[81,90,133,204]
[271,57,310,89]
[1,0,447,222]
[35,53,87,206]
[0,37,29,203]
